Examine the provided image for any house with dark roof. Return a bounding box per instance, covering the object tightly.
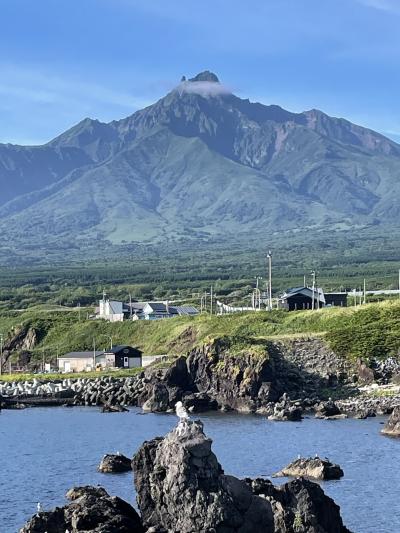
[278,287,326,311]
[279,287,347,311]
[96,345,142,369]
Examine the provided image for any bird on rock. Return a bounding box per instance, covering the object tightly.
[175,401,190,423]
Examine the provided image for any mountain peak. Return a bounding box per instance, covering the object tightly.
[189,71,220,83]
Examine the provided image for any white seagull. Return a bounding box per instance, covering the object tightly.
[175,401,190,423]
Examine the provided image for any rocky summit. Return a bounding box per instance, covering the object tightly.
[1,70,400,259]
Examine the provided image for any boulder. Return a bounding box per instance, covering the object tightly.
[315,400,346,419]
[19,486,144,532]
[274,457,344,480]
[268,394,303,421]
[244,477,352,533]
[132,419,274,532]
[381,405,400,436]
[98,453,132,473]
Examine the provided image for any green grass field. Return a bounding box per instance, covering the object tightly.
[1,300,399,374]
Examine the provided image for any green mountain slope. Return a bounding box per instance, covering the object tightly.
[1,71,400,256]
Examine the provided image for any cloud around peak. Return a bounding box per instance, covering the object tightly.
[176,71,231,97]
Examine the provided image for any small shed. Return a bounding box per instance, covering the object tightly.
[324,292,348,307]
[96,345,142,369]
[58,351,104,373]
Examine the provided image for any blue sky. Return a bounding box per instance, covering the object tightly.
[1,0,400,145]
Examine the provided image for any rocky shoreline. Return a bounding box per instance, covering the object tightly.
[21,417,352,532]
[2,339,399,422]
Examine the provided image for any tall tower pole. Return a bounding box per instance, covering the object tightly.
[311,271,316,311]
[267,250,272,311]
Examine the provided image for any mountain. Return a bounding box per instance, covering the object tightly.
[1,70,400,259]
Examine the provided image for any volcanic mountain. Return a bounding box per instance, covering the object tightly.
[1,71,400,256]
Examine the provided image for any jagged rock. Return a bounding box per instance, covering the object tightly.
[186,341,279,412]
[183,391,219,412]
[274,457,344,480]
[132,419,275,532]
[353,409,376,419]
[19,486,144,532]
[381,405,400,436]
[132,418,351,532]
[141,382,170,412]
[315,400,346,419]
[66,486,108,500]
[268,394,303,421]
[98,453,132,473]
[244,477,351,533]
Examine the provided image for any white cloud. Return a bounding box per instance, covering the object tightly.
[356,0,400,13]
[178,80,231,98]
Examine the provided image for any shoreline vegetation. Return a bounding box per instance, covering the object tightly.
[0,299,399,376]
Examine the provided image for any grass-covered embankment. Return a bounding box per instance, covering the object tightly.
[0,300,399,370]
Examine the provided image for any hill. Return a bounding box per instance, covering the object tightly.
[1,71,400,260]
[1,301,399,369]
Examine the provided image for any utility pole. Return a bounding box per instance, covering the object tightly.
[0,333,3,376]
[311,271,316,310]
[363,279,366,305]
[398,269,400,300]
[210,286,213,315]
[77,302,81,321]
[303,274,306,288]
[93,338,96,369]
[267,250,272,311]
[129,293,133,319]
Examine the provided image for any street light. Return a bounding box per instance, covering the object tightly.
[267,251,272,311]
[0,333,3,376]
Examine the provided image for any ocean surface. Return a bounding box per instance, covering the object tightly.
[1,407,399,533]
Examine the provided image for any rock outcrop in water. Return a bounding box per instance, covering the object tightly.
[133,419,274,532]
[267,393,303,421]
[98,453,132,473]
[132,418,351,532]
[274,457,344,480]
[381,405,400,436]
[244,477,351,533]
[19,486,144,533]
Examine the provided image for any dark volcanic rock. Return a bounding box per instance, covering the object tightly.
[132,419,274,532]
[257,478,351,533]
[315,399,345,419]
[381,405,400,436]
[98,453,132,473]
[268,393,303,421]
[133,418,351,533]
[186,340,279,412]
[101,403,129,413]
[20,485,144,532]
[274,457,344,480]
